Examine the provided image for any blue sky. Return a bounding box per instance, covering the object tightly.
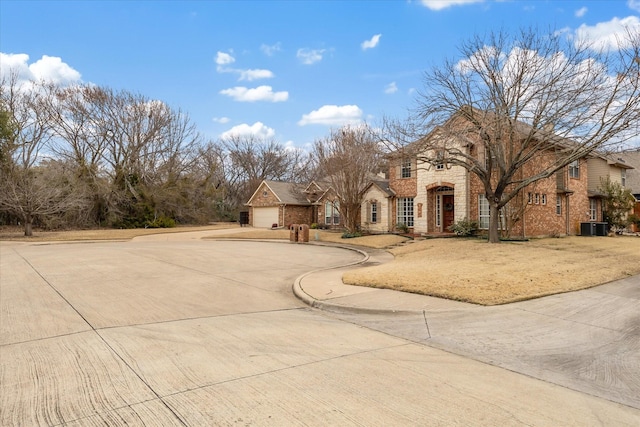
[1,0,639,149]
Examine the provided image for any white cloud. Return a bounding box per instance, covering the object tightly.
[420,0,484,11]
[239,69,274,81]
[219,85,288,102]
[629,0,640,12]
[220,121,275,139]
[298,104,363,126]
[361,34,382,50]
[575,16,640,51]
[215,51,274,81]
[575,7,588,17]
[213,116,230,124]
[29,55,82,84]
[297,48,325,65]
[384,82,398,94]
[216,51,235,66]
[0,53,82,86]
[261,43,282,56]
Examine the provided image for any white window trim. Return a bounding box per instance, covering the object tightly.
[397,197,414,227]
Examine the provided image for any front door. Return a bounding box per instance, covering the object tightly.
[442,195,455,231]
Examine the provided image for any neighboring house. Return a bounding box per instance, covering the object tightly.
[616,149,640,230]
[586,152,635,223]
[245,180,342,228]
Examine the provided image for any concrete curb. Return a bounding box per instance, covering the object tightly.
[291,243,424,316]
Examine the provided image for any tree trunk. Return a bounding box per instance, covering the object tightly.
[24,214,33,237]
[488,203,501,243]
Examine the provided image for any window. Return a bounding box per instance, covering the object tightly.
[436,194,441,227]
[325,201,340,225]
[435,150,444,170]
[478,195,504,229]
[622,169,627,187]
[484,148,497,169]
[401,158,412,178]
[589,199,599,221]
[541,194,547,205]
[556,196,562,215]
[370,201,378,223]
[534,193,540,205]
[396,197,414,227]
[569,160,580,179]
[527,192,533,204]
[478,195,490,229]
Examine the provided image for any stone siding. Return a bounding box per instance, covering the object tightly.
[416,159,468,233]
[361,186,391,233]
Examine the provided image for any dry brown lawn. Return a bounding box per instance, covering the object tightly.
[3,224,638,306]
[209,228,409,249]
[343,236,640,305]
[0,223,239,242]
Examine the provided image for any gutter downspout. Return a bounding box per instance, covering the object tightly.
[282,204,286,228]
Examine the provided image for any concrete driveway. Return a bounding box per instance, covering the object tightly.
[1,235,638,426]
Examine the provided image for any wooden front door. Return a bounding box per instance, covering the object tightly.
[442,195,455,231]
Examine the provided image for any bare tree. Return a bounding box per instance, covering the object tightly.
[220,134,308,214]
[0,75,83,235]
[387,28,640,243]
[313,124,383,233]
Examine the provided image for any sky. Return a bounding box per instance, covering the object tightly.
[1,0,639,150]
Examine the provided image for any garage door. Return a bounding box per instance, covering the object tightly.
[253,207,279,228]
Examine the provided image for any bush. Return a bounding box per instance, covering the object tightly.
[146,216,176,228]
[396,223,409,233]
[448,218,478,236]
[310,223,319,229]
[341,231,363,239]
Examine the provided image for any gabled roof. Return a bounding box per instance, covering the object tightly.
[247,180,312,206]
[392,106,583,157]
[363,179,395,198]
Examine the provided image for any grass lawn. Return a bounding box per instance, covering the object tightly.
[0,223,239,241]
[342,236,640,305]
[3,225,638,305]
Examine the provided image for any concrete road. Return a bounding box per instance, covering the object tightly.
[1,236,638,426]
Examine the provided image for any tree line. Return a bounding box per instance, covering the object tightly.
[0,74,321,235]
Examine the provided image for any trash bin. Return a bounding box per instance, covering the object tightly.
[289,224,298,242]
[297,224,310,242]
[239,211,249,227]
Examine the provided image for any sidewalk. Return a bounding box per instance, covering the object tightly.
[294,245,477,314]
[293,242,640,410]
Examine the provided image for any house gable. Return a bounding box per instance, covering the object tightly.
[246,181,282,207]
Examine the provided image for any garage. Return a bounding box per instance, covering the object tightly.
[252,207,279,228]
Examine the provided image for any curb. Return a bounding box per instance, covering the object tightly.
[291,244,422,316]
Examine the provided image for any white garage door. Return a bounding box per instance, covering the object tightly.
[253,207,279,228]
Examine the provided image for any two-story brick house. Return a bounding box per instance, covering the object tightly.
[361,113,605,238]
